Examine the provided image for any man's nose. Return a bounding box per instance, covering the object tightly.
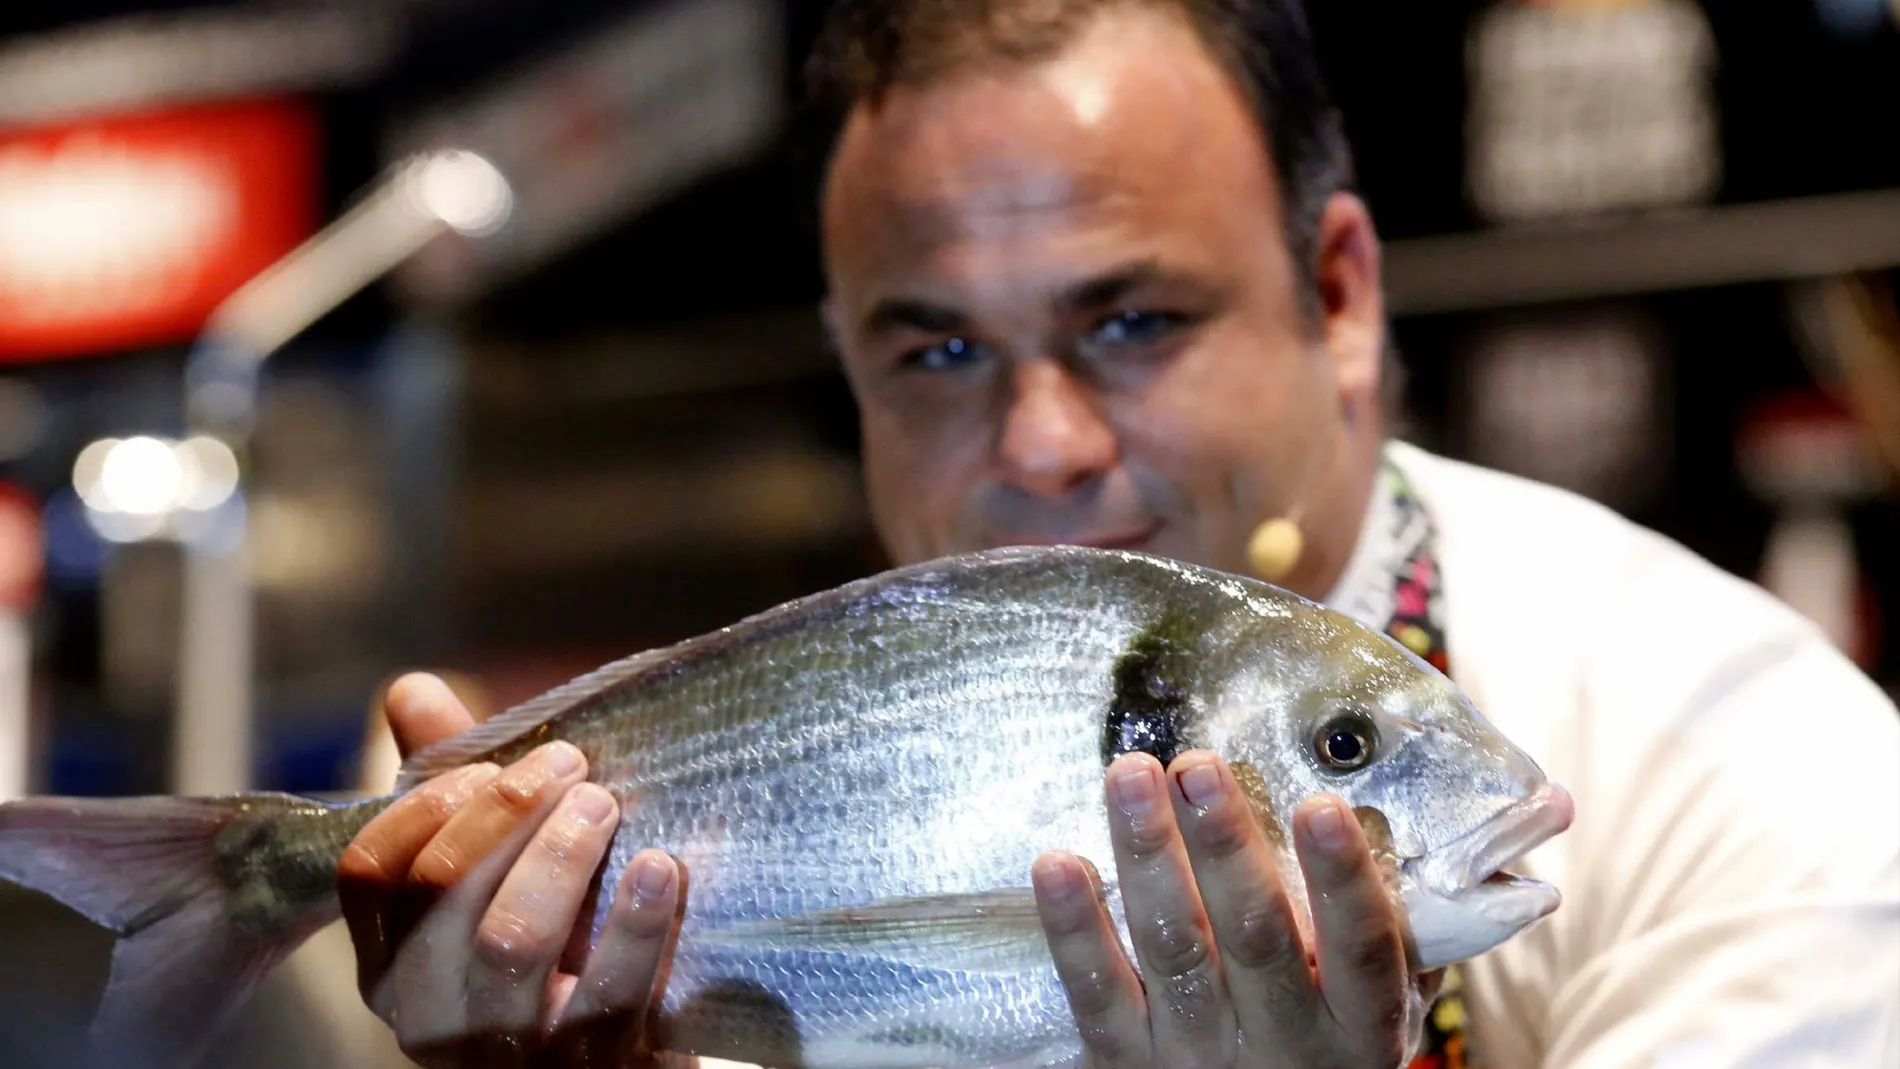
[996,361,1118,498]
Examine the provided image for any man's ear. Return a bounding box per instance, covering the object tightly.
[1313,192,1386,415]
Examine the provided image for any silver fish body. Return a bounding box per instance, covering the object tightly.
[400,545,1567,1068]
[0,545,1571,1069]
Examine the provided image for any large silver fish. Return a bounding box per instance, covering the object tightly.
[0,545,1571,1069]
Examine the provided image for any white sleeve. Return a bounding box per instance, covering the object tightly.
[1536,636,1900,1068]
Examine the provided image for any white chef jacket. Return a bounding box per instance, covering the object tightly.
[1352,441,1900,1068]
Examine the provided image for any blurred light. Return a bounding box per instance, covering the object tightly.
[412,150,512,237]
[0,379,48,463]
[86,508,165,544]
[177,436,239,511]
[71,437,120,512]
[73,435,242,524]
[98,436,184,516]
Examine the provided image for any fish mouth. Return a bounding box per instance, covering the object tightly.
[1411,782,1574,906]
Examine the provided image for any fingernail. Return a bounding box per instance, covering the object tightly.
[1077,856,1107,900]
[1305,798,1348,852]
[567,784,616,827]
[543,742,585,777]
[1175,762,1224,808]
[1032,855,1081,903]
[634,852,674,899]
[1110,760,1158,816]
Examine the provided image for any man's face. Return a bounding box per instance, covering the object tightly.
[821,5,1377,582]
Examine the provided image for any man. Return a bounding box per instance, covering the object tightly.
[335,0,1900,1066]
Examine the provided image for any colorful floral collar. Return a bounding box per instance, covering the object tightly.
[1324,450,1473,1069]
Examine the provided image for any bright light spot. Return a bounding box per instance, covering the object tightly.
[413,150,513,236]
[0,141,235,321]
[177,437,240,511]
[72,438,119,511]
[98,436,184,516]
[85,507,166,544]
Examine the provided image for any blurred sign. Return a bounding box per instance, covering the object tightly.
[0,484,41,611]
[0,100,319,363]
[0,4,397,127]
[1460,306,1669,509]
[387,0,784,302]
[1467,0,1721,223]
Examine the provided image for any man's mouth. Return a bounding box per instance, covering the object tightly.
[989,524,1161,552]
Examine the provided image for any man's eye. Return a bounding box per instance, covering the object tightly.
[1088,311,1184,349]
[901,337,987,373]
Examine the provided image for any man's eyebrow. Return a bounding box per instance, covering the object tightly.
[863,298,968,336]
[1060,261,1164,311]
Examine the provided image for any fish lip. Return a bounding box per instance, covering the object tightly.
[1413,782,1574,898]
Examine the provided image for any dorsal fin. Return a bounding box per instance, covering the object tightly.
[393,545,1180,790]
[395,644,683,790]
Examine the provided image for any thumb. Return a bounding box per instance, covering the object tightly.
[381,672,480,758]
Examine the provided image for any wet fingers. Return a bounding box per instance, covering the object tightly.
[1032,852,1150,1069]
[550,849,684,1064]
[464,783,622,1042]
[1167,752,1323,1057]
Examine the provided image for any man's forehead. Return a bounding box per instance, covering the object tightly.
[822,4,1259,231]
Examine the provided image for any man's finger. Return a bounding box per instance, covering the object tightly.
[1031,851,1151,1069]
[385,672,478,757]
[1294,794,1415,1064]
[551,849,684,1064]
[1104,752,1238,1066]
[407,742,591,893]
[338,762,500,1001]
[1166,752,1323,1056]
[464,783,622,1042]
[381,743,592,1052]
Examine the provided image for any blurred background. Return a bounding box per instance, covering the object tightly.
[0,0,1895,1065]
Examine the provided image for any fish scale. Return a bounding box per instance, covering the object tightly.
[0,545,1569,1069]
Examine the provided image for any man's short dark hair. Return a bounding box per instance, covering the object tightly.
[802,0,1359,319]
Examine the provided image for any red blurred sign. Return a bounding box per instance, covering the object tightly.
[0,485,40,611]
[0,99,319,362]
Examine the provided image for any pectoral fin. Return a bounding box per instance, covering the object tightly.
[692,888,1054,974]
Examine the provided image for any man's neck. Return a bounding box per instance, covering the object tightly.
[1322,448,1400,626]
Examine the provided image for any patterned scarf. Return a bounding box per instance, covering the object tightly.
[1331,455,1473,1069]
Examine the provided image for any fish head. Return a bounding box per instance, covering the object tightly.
[1205,602,1573,971]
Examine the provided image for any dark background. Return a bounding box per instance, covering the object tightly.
[0,0,1894,796]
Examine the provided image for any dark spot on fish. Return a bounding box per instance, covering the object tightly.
[662,979,801,1065]
[212,800,365,938]
[1104,610,1201,768]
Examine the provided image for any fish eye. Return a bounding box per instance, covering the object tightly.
[1312,710,1379,773]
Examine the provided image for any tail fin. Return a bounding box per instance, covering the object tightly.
[0,794,350,1069]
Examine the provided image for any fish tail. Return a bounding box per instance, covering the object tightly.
[0,791,387,1069]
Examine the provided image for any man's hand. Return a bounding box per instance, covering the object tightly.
[337,673,687,1068]
[1032,750,1428,1069]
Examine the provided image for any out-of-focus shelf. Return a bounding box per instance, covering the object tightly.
[1383,189,1900,317]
